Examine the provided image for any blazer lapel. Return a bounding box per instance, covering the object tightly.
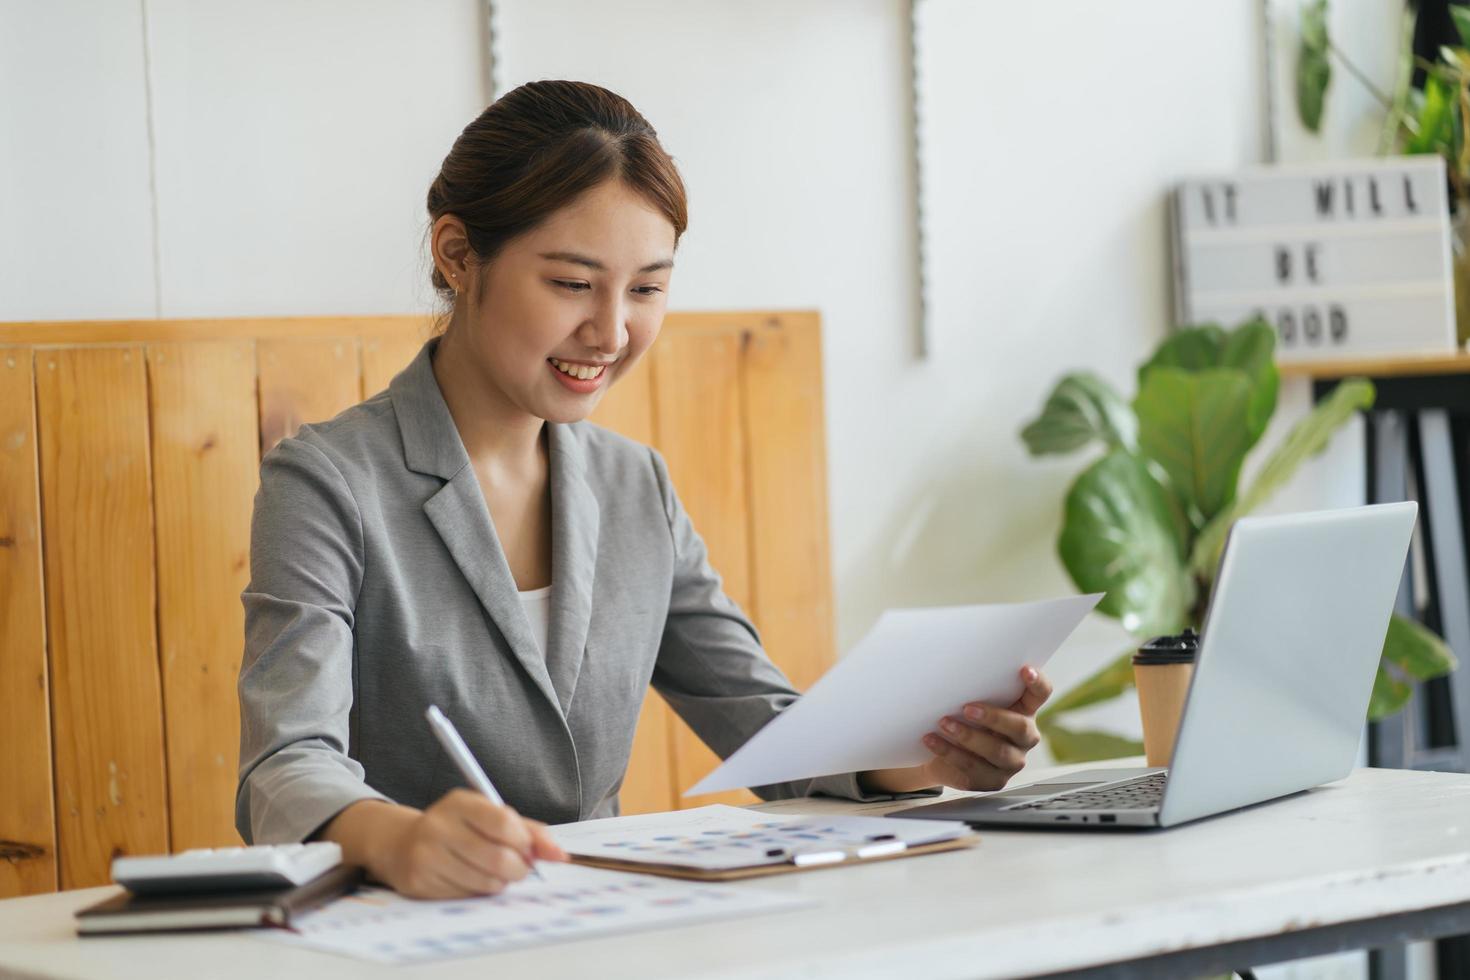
[390,337,562,717]
[545,422,599,713]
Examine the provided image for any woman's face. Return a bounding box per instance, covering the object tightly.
[440,179,676,425]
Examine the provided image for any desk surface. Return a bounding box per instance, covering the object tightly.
[3,762,1469,980]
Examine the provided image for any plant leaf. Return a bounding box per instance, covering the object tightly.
[1297,0,1332,133]
[1367,615,1457,720]
[1039,717,1145,764]
[1134,366,1256,523]
[1038,650,1137,719]
[1454,5,1470,47]
[1300,0,1330,50]
[1298,54,1332,133]
[1455,67,1467,183]
[1367,663,1413,720]
[1137,319,1278,460]
[1021,373,1138,456]
[1189,379,1375,578]
[1220,317,1280,445]
[1139,324,1226,383]
[1406,73,1455,155]
[1382,612,1459,680]
[1058,451,1195,636]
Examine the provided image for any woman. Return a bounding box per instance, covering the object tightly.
[236,80,1053,900]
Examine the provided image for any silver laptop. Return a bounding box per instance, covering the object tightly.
[894,502,1418,830]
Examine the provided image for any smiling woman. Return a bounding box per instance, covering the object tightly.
[423,81,685,429]
[431,177,673,427]
[236,79,1049,904]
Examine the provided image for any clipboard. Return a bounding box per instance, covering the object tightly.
[568,833,980,881]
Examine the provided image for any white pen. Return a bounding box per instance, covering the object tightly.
[425,704,544,880]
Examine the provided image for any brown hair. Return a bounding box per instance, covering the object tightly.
[425,80,688,334]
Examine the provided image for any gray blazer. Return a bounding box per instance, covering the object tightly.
[236,336,932,845]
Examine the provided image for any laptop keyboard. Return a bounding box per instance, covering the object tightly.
[1002,771,1167,812]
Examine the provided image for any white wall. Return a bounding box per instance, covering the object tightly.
[3,0,1375,747]
[1,1,157,318]
[143,0,487,317]
[892,0,1269,742]
[1,0,485,320]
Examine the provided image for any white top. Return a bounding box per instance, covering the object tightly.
[4,763,1470,979]
[518,585,552,656]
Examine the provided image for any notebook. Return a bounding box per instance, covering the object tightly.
[75,863,365,935]
[550,804,977,880]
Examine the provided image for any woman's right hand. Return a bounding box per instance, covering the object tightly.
[373,789,567,899]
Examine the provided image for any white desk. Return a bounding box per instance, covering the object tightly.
[3,762,1470,980]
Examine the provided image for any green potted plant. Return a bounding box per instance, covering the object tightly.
[1020,317,1457,761]
[1297,0,1470,344]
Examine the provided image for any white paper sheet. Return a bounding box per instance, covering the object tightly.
[688,594,1103,796]
[255,862,811,965]
[550,804,971,871]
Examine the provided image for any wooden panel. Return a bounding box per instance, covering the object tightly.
[0,349,57,896]
[35,347,168,889]
[0,310,832,883]
[586,353,675,814]
[0,312,826,348]
[0,315,434,345]
[257,337,363,453]
[587,352,656,445]
[148,342,259,852]
[0,311,817,346]
[361,333,429,399]
[617,696,678,816]
[653,330,759,809]
[743,314,836,690]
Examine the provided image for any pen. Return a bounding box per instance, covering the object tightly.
[425,704,544,881]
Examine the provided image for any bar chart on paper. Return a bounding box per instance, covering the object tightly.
[255,862,812,965]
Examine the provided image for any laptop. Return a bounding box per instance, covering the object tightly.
[893,501,1418,830]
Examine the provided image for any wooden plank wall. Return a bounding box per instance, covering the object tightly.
[36,347,170,891]
[148,341,259,857]
[0,311,834,895]
[0,349,55,895]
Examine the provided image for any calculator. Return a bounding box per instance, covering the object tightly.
[110,842,343,894]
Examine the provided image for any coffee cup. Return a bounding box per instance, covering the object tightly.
[1133,629,1198,767]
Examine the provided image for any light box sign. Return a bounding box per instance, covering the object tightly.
[1171,157,1457,361]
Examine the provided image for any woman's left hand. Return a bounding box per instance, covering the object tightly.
[918,665,1053,792]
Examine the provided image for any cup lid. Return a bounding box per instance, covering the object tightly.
[1133,628,1198,664]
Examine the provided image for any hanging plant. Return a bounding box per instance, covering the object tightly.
[1295,1,1470,344]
